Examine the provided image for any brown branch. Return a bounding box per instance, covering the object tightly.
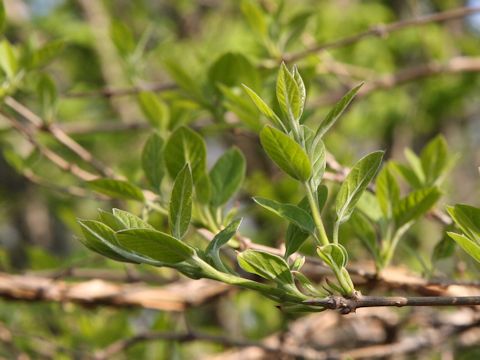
[0,272,230,311]
[314,56,480,107]
[284,5,480,62]
[305,294,480,314]
[4,97,116,178]
[1,112,98,181]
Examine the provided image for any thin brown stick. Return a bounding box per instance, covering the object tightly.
[4,97,116,178]
[284,6,480,62]
[305,294,480,314]
[1,113,98,181]
[314,56,480,107]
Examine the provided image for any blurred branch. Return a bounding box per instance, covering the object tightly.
[284,5,480,62]
[0,112,98,181]
[314,56,480,107]
[4,97,116,178]
[0,272,230,311]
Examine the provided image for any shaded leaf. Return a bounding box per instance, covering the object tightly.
[88,179,145,202]
[141,133,165,191]
[170,164,193,239]
[209,148,246,207]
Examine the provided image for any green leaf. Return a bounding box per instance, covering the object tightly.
[98,209,125,231]
[209,52,259,90]
[78,220,137,263]
[391,162,423,189]
[164,126,207,183]
[404,148,426,185]
[253,197,314,233]
[196,173,212,204]
[284,185,328,258]
[350,212,378,259]
[336,151,384,224]
[170,164,193,239]
[240,0,268,37]
[242,85,284,130]
[317,243,349,269]
[209,148,246,207]
[30,40,65,69]
[237,249,294,285]
[293,271,326,297]
[276,62,303,121]
[447,204,480,243]
[219,84,262,131]
[164,60,204,103]
[112,208,153,229]
[447,232,480,263]
[305,127,326,188]
[432,235,455,263]
[260,125,311,181]
[36,74,57,118]
[420,135,449,186]
[315,83,363,139]
[110,20,135,56]
[141,133,165,192]
[0,0,5,35]
[376,164,400,218]
[393,187,441,227]
[292,65,306,111]
[88,179,145,201]
[205,218,242,271]
[0,40,17,78]
[138,92,169,130]
[116,228,195,263]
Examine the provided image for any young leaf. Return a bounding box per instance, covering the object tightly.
[447,232,480,263]
[208,52,259,90]
[284,185,328,258]
[293,271,326,297]
[336,151,384,224]
[350,212,379,259]
[170,164,193,239]
[391,162,423,189]
[260,125,312,181]
[447,204,480,242]
[116,228,195,263]
[404,148,426,185]
[110,20,135,56]
[0,40,17,78]
[142,133,165,191]
[164,126,207,183]
[88,179,145,202]
[219,84,262,131]
[306,132,326,188]
[276,62,303,121]
[205,218,242,272]
[315,83,363,139]
[393,187,441,227]
[242,85,285,130]
[420,135,449,186]
[237,249,294,285]
[253,197,315,234]
[317,243,349,269]
[240,0,268,37]
[138,92,169,130]
[432,235,455,263]
[112,208,153,229]
[209,148,246,207]
[78,220,138,263]
[30,40,65,69]
[376,164,400,218]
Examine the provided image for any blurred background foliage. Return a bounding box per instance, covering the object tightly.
[0,0,480,358]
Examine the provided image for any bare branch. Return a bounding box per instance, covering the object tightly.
[65,82,176,98]
[284,6,480,62]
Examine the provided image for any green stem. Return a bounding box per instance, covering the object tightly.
[304,183,329,246]
[332,221,340,244]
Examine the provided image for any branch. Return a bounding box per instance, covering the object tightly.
[284,5,480,62]
[0,272,229,311]
[4,97,116,178]
[305,294,480,314]
[314,56,480,107]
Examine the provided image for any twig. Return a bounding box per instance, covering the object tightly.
[305,294,480,314]
[94,329,322,360]
[1,112,98,181]
[284,6,480,62]
[314,56,480,107]
[4,97,116,178]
